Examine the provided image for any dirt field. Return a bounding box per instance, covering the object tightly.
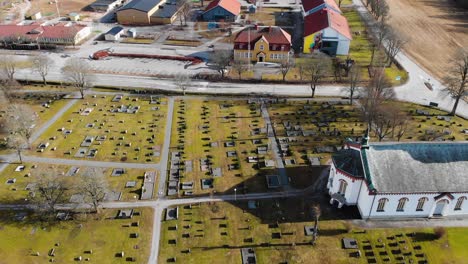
[28,0,96,19]
[387,0,468,80]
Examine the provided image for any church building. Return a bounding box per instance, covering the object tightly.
[327,135,468,219]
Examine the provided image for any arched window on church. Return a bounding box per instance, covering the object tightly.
[416,197,428,211]
[377,198,388,212]
[455,196,466,211]
[338,179,348,195]
[397,198,409,212]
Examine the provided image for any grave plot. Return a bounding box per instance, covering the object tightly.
[268,99,366,167]
[0,163,151,203]
[159,200,467,264]
[31,95,168,163]
[0,208,153,263]
[169,98,277,196]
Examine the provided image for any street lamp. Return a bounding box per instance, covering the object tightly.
[234,188,237,201]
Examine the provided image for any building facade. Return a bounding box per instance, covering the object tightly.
[233,26,292,63]
[328,137,468,219]
[116,0,183,25]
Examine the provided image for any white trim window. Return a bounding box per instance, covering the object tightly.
[338,179,347,195]
[455,196,466,211]
[397,198,408,212]
[416,197,428,211]
[377,198,388,212]
[259,44,264,51]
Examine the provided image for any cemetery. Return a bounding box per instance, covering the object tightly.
[0,163,153,203]
[267,99,468,166]
[31,94,168,163]
[158,200,468,263]
[169,98,276,196]
[0,208,153,263]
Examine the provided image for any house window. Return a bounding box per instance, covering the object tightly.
[397,198,408,212]
[338,179,347,195]
[377,198,388,212]
[281,45,285,51]
[416,197,428,211]
[259,44,264,51]
[270,54,273,59]
[455,196,466,211]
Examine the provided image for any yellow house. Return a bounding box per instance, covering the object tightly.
[233,26,292,63]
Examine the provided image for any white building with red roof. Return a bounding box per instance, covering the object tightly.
[0,23,90,47]
[302,0,352,55]
[233,26,292,63]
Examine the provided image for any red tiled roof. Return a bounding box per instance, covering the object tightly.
[205,0,241,16]
[303,8,352,39]
[234,26,291,45]
[0,24,87,40]
[302,0,340,13]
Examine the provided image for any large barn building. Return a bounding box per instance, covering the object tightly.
[116,0,183,25]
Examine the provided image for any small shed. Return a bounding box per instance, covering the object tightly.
[30,11,42,20]
[68,12,80,21]
[105,26,124,41]
[128,28,137,38]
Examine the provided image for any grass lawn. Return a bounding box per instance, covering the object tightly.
[0,208,153,263]
[31,94,168,163]
[159,200,467,263]
[0,163,156,204]
[170,98,278,195]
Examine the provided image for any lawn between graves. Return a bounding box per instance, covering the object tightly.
[159,200,468,263]
[170,98,279,195]
[0,208,153,263]
[31,94,168,163]
[0,163,153,204]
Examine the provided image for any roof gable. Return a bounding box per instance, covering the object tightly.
[303,8,351,39]
[204,0,240,16]
[234,26,291,45]
[302,0,340,14]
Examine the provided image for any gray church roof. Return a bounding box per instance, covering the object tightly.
[364,142,468,193]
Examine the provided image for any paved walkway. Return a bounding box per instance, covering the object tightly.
[2,155,161,169]
[30,97,78,143]
[260,101,289,187]
[157,97,174,197]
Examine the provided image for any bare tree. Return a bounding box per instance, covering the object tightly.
[78,168,108,213]
[31,172,69,216]
[304,54,331,98]
[279,57,294,82]
[231,59,248,80]
[210,50,232,78]
[393,115,409,141]
[374,0,389,22]
[375,21,389,48]
[0,55,20,81]
[296,60,306,81]
[359,68,394,126]
[338,0,344,7]
[174,73,190,95]
[345,65,362,105]
[0,79,21,103]
[180,0,192,26]
[373,105,395,141]
[385,29,407,67]
[311,204,321,245]
[32,54,54,85]
[444,48,468,116]
[62,58,93,99]
[5,104,37,161]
